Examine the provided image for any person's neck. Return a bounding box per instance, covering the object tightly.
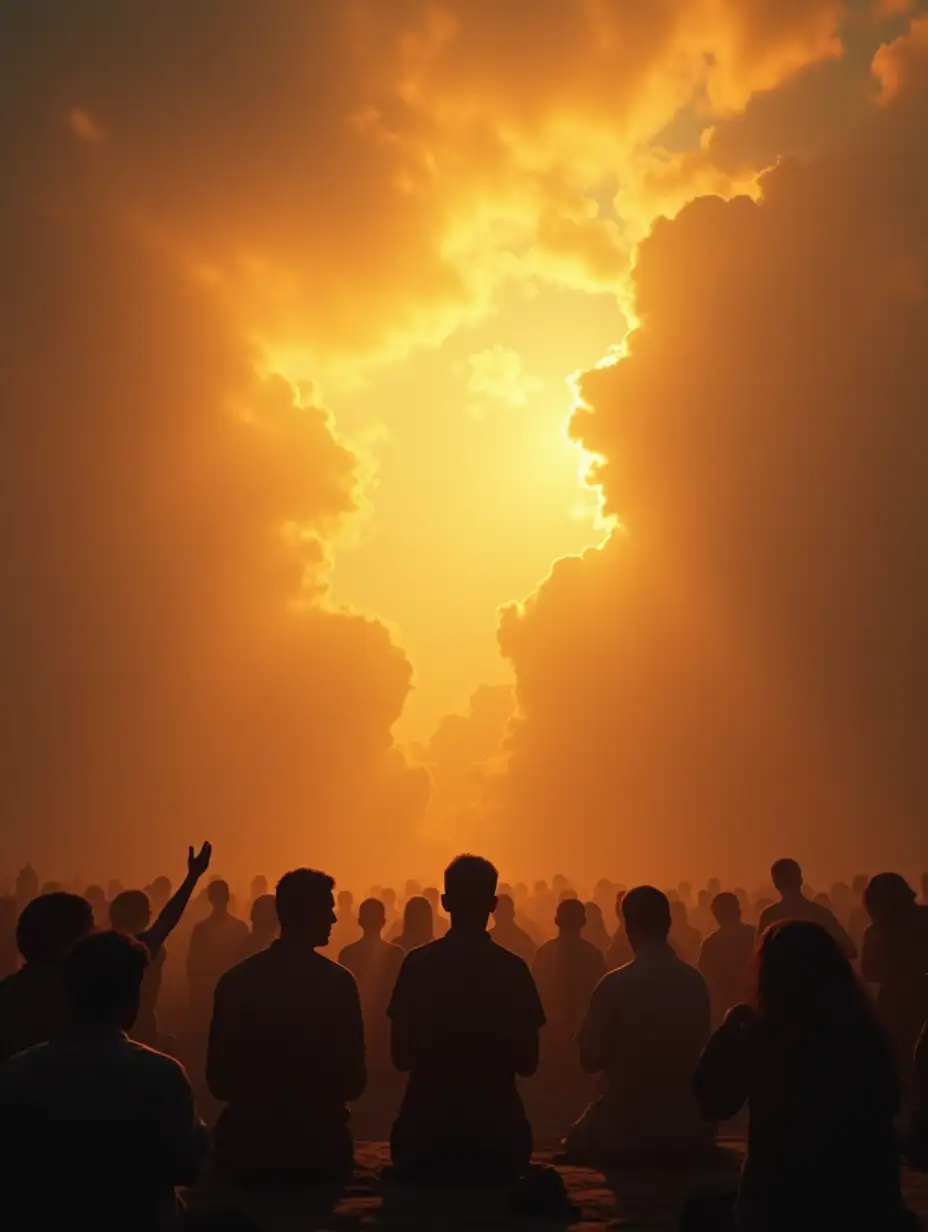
[69,1018,126,1036]
[362,929,383,941]
[278,928,323,949]
[447,918,489,938]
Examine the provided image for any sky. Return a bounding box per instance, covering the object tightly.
[2,0,928,887]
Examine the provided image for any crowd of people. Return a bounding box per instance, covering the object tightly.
[0,847,926,1231]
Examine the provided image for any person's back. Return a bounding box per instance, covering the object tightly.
[0,931,207,1232]
[695,921,914,1232]
[533,899,606,1053]
[340,898,403,1065]
[490,894,537,966]
[187,879,249,1024]
[567,886,712,1164]
[388,854,545,1183]
[758,859,856,959]
[698,893,756,1027]
[207,868,365,1187]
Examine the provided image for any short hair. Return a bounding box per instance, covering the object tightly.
[358,897,386,929]
[275,868,334,929]
[864,873,915,924]
[711,892,742,924]
[444,854,498,900]
[64,930,149,1023]
[556,897,587,931]
[109,889,151,934]
[16,893,94,965]
[208,879,231,908]
[337,889,354,907]
[771,858,802,889]
[83,884,106,905]
[621,886,671,940]
[250,894,279,931]
[494,893,516,919]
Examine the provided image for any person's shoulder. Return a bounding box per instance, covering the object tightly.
[338,939,362,964]
[214,946,269,991]
[398,936,443,970]
[122,1036,192,1082]
[0,1039,52,1082]
[757,903,780,930]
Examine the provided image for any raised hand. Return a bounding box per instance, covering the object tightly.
[188,842,213,880]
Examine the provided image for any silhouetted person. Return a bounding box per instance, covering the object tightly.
[250,874,268,905]
[207,869,365,1187]
[382,887,399,929]
[0,893,94,1064]
[567,886,712,1163]
[329,888,359,955]
[340,898,404,1065]
[423,885,449,937]
[757,859,857,960]
[388,854,545,1183]
[533,899,606,1067]
[582,901,610,954]
[84,884,108,928]
[605,890,633,970]
[0,897,18,980]
[694,921,915,1231]
[0,930,207,1232]
[15,865,38,913]
[187,878,248,1028]
[491,894,537,965]
[698,893,755,1028]
[861,873,928,1090]
[670,899,702,965]
[109,843,213,1047]
[393,895,434,953]
[239,894,279,960]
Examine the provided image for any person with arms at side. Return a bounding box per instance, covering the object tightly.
[566,886,713,1164]
[699,893,756,1028]
[388,854,545,1184]
[691,921,916,1231]
[0,893,94,1064]
[490,893,537,965]
[207,869,365,1187]
[187,877,249,1031]
[757,859,856,958]
[339,898,404,1056]
[0,931,208,1232]
[533,898,606,1068]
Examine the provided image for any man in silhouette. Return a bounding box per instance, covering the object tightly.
[490,893,537,965]
[566,886,713,1163]
[339,897,403,1063]
[0,892,94,1064]
[758,859,856,958]
[239,893,279,960]
[388,854,545,1183]
[187,877,248,1029]
[0,930,207,1231]
[698,892,756,1027]
[533,898,606,1064]
[605,889,633,970]
[207,868,365,1187]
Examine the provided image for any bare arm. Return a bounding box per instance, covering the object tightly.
[146,843,212,952]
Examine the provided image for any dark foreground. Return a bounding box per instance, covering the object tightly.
[186,1140,928,1231]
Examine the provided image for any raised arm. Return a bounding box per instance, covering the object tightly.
[145,843,212,952]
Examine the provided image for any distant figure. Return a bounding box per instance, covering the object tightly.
[339,899,404,1066]
[0,931,207,1232]
[109,843,213,1047]
[757,859,856,959]
[250,875,269,905]
[0,897,19,980]
[329,888,360,955]
[388,854,545,1183]
[382,887,399,930]
[694,921,915,1231]
[239,894,279,960]
[605,890,633,970]
[861,873,928,1088]
[15,865,38,912]
[84,884,108,928]
[187,878,249,1028]
[582,902,610,954]
[698,893,756,1027]
[533,899,606,1066]
[207,869,365,1187]
[566,886,713,1163]
[670,900,701,965]
[491,894,537,965]
[0,893,94,1064]
[393,896,434,953]
[149,876,173,918]
[423,886,449,937]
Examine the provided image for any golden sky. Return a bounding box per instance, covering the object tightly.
[2,0,928,886]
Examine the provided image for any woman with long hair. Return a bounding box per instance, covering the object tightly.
[690,920,916,1231]
[393,896,434,953]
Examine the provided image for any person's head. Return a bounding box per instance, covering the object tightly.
[382,887,397,910]
[64,930,149,1030]
[442,855,498,930]
[734,887,750,913]
[670,899,689,926]
[621,886,671,951]
[771,858,803,897]
[583,901,605,931]
[494,893,516,925]
[852,873,869,898]
[400,896,433,945]
[404,879,422,900]
[83,884,106,908]
[149,876,172,909]
[711,892,742,928]
[614,888,626,922]
[558,888,578,904]
[697,889,711,911]
[552,873,569,895]
[250,875,268,901]
[109,889,152,935]
[423,886,441,915]
[706,877,721,898]
[813,891,832,910]
[16,893,94,967]
[358,897,386,935]
[208,879,231,912]
[0,895,18,934]
[533,880,548,898]
[555,897,587,935]
[337,889,354,915]
[677,881,693,904]
[250,894,279,940]
[275,869,336,946]
[498,882,514,901]
[864,873,917,927]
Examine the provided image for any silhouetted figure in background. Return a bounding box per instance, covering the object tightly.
[605,890,633,970]
[758,859,856,959]
[534,899,606,1066]
[187,878,248,1030]
[109,843,212,1047]
[250,875,268,906]
[670,900,702,965]
[0,893,94,1064]
[0,930,207,1232]
[568,886,712,1164]
[84,884,108,928]
[388,854,544,1183]
[0,897,18,980]
[699,893,756,1028]
[694,921,914,1231]
[207,869,365,1187]
[15,865,38,913]
[393,896,434,953]
[340,898,403,1064]
[491,894,537,965]
[423,885,449,937]
[582,901,610,954]
[239,894,279,960]
[861,873,928,1094]
[329,889,359,956]
[382,887,399,931]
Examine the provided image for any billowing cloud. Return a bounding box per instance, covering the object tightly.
[498,17,928,885]
[458,346,543,414]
